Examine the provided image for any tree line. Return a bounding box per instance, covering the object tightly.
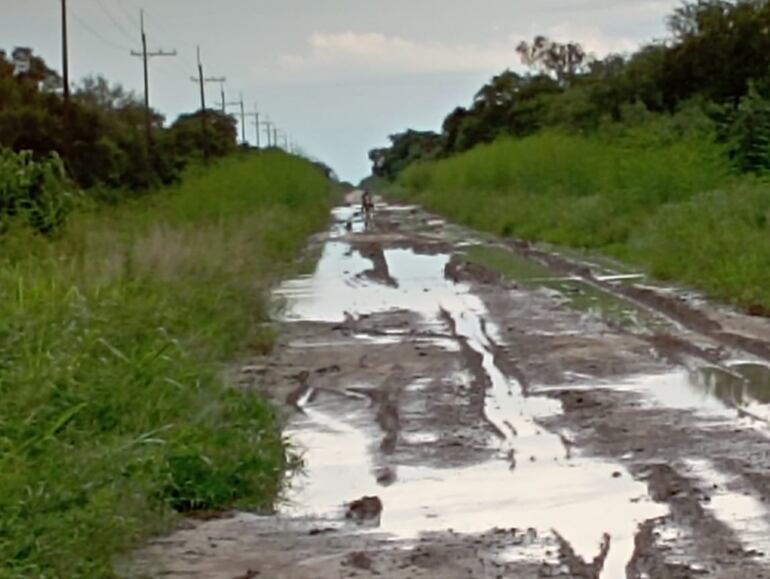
[370,0,770,179]
[0,48,243,232]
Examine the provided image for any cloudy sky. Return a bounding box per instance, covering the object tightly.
[2,1,679,181]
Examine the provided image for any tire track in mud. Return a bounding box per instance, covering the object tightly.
[429,211,770,576]
[503,238,770,364]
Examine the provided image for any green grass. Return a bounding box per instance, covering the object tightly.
[462,245,661,329]
[462,246,552,280]
[0,150,337,578]
[395,130,770,312]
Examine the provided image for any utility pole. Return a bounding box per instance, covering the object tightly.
[61,0,70,105]
[245,103,260,149]
[238,93,246,144]
[262,119,274,147]
[217,92,246,145]
[130,10,176,148]
[216,79,226,114]
[273,127,279,150]
[190,46,225,161]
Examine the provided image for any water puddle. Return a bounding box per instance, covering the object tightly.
[275,206,668,577]
[617,363,770,423]
[684,458,770,559]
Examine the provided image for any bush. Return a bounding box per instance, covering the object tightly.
[0,149,81,234]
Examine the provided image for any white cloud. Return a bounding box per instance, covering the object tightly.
[273,27,647,83]
[278,32,520,78]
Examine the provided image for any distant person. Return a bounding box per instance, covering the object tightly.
[361,190,374,227]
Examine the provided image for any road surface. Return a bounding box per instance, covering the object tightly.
[131,193,770,579]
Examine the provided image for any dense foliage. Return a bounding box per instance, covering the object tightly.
[0,149,80,234]
[371,0,770,178]
[0,49,237,195]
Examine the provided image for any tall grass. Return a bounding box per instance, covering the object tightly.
[396,130,770,311]
[0,150,336,578]
[400,131,731,248]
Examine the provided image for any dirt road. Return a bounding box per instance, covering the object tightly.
[131,194,770,579]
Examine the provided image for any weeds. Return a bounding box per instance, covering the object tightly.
[0,150,336,578]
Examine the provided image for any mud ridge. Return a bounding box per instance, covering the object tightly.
[505,239,770,363]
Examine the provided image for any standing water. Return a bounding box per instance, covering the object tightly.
[275,203,667,577]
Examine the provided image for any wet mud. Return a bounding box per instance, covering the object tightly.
[129,192,770,579]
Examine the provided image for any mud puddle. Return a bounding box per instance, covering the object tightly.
[684,458,770,558]
[276,216,668,578]
[611,362,770,423]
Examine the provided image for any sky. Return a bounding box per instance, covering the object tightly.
[2,0,681,182]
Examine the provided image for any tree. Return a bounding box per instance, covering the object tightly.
[369,130,442,179]
[661,0,770,106]
[728,83,770,173]
[168,110,238,160]
[0,48,217,193]
[516,36,592,85]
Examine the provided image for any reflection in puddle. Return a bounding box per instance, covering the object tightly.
[684,458,770,559]
[284,396,663,579]
[276,211,667,578]
[620,363,770,422]
[275,243,455,322]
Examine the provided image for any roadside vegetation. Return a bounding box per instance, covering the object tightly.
[373,0,770,313]
[0,150,337,578]
[396,128,770,312]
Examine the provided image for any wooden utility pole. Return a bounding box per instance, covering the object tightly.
[130,10,176,149]
[190,46,225,161]
[262,119,274,147]
[217,92,246,144]
[237,94,246,144]
[212,79,227,113]
[245,104,260,149]
[61,0,70,105]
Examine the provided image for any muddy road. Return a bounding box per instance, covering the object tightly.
[132,193,770,579]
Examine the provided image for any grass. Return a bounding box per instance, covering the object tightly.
[462,245,552,280]
[395,130,770,312]
[462,245,660,329]
[0,150,337,578]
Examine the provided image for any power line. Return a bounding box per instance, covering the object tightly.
[69,7,131,52]
[112,0,140,28]
[94,0,136,45]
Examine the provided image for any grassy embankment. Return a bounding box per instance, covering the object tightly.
[0,151,336,578]
[396,130,770,312]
